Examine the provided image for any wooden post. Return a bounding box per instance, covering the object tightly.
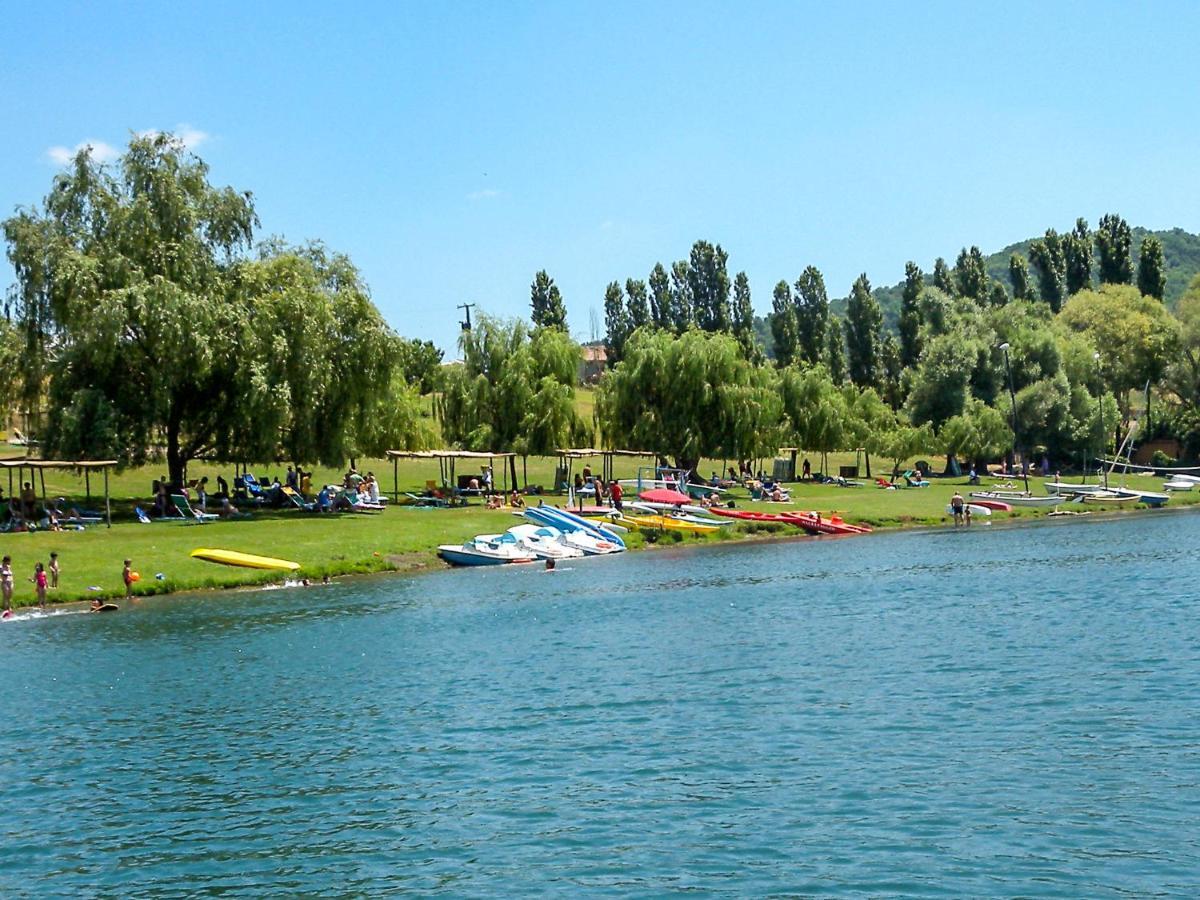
[39,467,47,508]
[393,456,399,502]
[85,468,91,503]
[104,467,111,528]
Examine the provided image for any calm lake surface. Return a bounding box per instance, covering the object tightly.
[2,514,1198,896]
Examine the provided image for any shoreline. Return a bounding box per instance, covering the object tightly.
[4,497,1192,618]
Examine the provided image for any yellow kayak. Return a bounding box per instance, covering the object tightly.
[190,548,301,571]
[619,513,720,534]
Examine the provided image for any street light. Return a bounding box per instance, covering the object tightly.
[998,342,1029,494]
[1092,351,1102,486]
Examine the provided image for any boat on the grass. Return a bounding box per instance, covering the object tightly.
[1080,490,1139,505]
[946,503,991,517]
[968,491,1063,508]
[523,506,625,554]
[708,507,870,536]
[966,497,1012,511]
[476,525,585,560]
[626,502,730,527]
[1114,488,1170,508]
[616,512,721,535]
[1043,481,1107,495]
[437,540,538,566]
[1164,480,1194,492]
[525,504,627,549]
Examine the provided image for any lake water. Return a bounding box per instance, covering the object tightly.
[2,514,1198,896]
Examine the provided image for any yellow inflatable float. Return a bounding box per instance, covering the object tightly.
[190,548,301,571]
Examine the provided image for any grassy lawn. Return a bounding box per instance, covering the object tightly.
[3,449,1194,609]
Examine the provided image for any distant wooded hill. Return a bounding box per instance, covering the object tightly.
[833,226,1200,331]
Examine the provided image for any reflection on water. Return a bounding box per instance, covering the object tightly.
[2,514,1199,896]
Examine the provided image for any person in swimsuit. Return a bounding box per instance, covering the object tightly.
[34,562,47,609]
[123,559,134,598]
[1,555,13,613]
[950,491,965,526]
[49,552,60,589]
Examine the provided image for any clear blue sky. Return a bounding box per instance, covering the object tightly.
[3,1,1198,353]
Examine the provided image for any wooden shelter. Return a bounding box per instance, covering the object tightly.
[384,450,517,501]
[555,448,653,490]
[0,458,119,527]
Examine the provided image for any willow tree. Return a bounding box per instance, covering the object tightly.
[596,329,780,473]
[438,315,587,485]
[778,364,847,476]
[939,397,1011,471]
[2,135,415,483]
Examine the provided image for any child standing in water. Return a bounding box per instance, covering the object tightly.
[34,562,48,609]
[1,555,13,614]
[123,559,134,598]
[49,552,60,589]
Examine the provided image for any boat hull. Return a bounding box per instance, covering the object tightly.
[437,544,536,566]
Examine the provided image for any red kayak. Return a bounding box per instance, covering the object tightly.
[710,508,870,536]
[966,499,1012,511]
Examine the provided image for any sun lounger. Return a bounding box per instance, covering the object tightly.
[171,494,219,523]
[281,486,317,512]
[404,493,447,507]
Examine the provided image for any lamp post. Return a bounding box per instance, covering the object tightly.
[1092,351,1102,486]
[998,342,1028,493]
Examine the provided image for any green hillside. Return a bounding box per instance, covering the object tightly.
[821,225,1200,333]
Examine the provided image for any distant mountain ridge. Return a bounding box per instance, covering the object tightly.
[834,226,1200,330]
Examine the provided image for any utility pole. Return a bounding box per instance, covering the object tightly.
[457,303,475,331]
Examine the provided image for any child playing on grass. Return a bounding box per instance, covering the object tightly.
[49,552,60,588]
[123,559,134,598]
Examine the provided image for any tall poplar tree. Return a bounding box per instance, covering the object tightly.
[625,278,650,328]
[826,315,847,384]
[530,270,568,329]
[1029,229,1067,312]
[603,281,631,364]
[954,246,989,302]
[732,271,758,360]
[648,263,671,329]
[1137,235,1166,301]
[933,257,954,294]
[670,260,693,332]
[1096,213,1133,285]
[1009,253,1034,301]
[1063,217,1093,295]
[687,240,731,333]
[770,280,799,366]
[844,274,883,389]
[793,265,830,366]
[898,261,924,367]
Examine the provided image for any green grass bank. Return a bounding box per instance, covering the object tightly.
[1,455,1192,609]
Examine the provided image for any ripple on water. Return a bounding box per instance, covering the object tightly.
[1,514,1199,895]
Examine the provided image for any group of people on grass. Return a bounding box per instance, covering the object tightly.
[146,466,386,520]
[2,484,94,533]
[1,552,60,616]
[0,551,137,617]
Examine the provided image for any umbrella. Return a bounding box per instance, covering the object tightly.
[638,488,691,505]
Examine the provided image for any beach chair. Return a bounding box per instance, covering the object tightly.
[281,486,317,511]
[171,494,219,523]
[902,470,930,488]
[135,506,154,524]
[240,473,267,503]
[405,492,448,508]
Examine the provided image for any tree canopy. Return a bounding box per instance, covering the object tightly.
[2,136,424,482]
